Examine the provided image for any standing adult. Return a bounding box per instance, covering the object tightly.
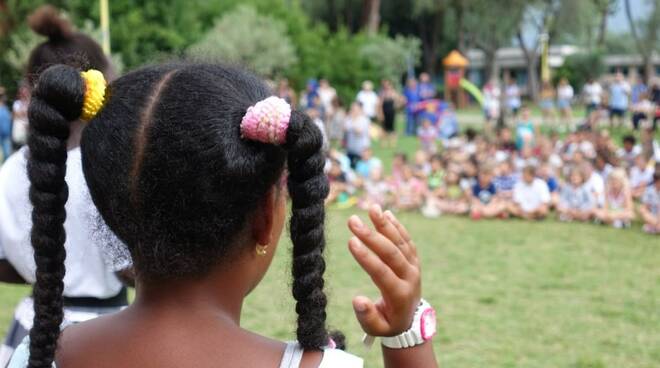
[505,78,522,118]
[556,78,574,127]
[539,81,556,125]
[344,102,371,168]
[318,78,337,122]
[356,80,379,121]
[10,82,29,150]
[583,78,603,117]
[0,87,11,162]
[0,6,129,365]
[482,79,501,126]
[418,72,436,101]
[403,77,420,136]
[378,79,401,148]
[608,72,630,127]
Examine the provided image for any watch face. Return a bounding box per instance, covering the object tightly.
[420,308,437,340]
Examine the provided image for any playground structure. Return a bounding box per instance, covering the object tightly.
[442,50,484,109]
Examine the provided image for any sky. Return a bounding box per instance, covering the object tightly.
[608,0,651,34]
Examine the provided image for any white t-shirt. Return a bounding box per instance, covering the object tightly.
[630,166,654,189]
[583,82,602,105]
[513,178,550,212]
[557,85,574,101]
[11,100,28,145]
[0,147,123,298]
[584,172,605,206]
[356,90,379,119]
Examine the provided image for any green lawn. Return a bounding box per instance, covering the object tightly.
[1,212,658,367]
[0,122,658,366]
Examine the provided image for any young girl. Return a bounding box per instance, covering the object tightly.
[392,165,426,211]
[595,169,635,228]
[557,168,596,222]
[0,6,128,365]
[9,63,438,367]
[417,119,438,154]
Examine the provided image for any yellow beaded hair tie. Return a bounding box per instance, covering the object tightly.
[80,69,107,121]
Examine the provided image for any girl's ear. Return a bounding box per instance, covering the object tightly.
[252,187,277,247]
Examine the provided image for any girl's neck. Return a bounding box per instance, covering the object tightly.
[132,268,250,325]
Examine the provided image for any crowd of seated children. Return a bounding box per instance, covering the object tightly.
[325,116,659,235]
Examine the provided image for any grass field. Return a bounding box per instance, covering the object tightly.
[3,211,656,367]
[0,120,658,367]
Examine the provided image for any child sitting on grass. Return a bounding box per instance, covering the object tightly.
[595,169,635,228]
[557,168,597,222]
[417,118,439,154]
[392,165,426,211]
[640,172,660,234]
[493,159,517,200]
[537,163,559,208]
[508,165,551,220]
[436,170,470,215]
[326,158,349,205]
[629,155,654,199]
[470,165,506,219]
[359,166,390,210]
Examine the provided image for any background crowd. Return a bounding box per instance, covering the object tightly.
[271,74,660,236]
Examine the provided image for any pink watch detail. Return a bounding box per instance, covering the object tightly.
[420,308,437,340]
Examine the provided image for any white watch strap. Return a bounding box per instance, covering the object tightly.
[362,299,433,350]
[381,329,424,349]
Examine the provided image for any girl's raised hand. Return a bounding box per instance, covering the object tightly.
[347,205,421,337]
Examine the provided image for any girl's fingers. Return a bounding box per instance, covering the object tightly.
[352,296,390,336]
[348,236,401,292]
[383,210,418,264]
[349,215,411,278]
[368,205,408,258]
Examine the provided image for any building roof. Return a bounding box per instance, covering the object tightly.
[465,45,659,70]
[443,50,469,68]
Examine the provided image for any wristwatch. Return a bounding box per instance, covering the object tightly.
[362,299,437,349]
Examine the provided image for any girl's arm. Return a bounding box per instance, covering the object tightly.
[348,206,438,368]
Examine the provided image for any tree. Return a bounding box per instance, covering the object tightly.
[361,0,381,34]
[462,0,526,82]
[624,0,659,82]
[516,0,562,101]
[360,34,422,82]
[412,0,449,73]
[593,0,618,48]
[187,5,297,78]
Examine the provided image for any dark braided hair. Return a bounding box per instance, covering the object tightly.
[27,65,84,368]
[27,62,338,366]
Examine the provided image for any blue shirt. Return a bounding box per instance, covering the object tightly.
[404,87,420,111]
[609,82,629,109]
[515,121,534,150]
[493,174,518,193]
[0,105,11,137]
[631,83,647,104]
[546,177,559,193]
[419,82,436,100]
[472,182,497,204]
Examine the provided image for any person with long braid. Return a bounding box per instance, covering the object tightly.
[0,6,128,366]
[8,61,439,367]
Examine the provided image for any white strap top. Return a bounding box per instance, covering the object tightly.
[279,342,363,368]
[9,340,363,368]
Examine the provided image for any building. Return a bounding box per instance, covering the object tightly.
[465,45,660,93]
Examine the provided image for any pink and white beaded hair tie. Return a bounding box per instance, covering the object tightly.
[240,96,292,145]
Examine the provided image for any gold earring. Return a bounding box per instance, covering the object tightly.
[256,244,269,256]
